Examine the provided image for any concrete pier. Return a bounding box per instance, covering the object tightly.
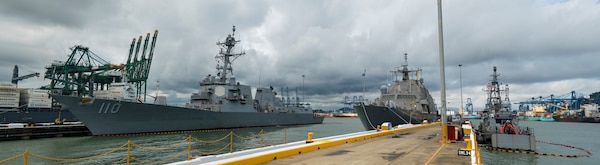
[261,125,470,165]
[171,123,478,165]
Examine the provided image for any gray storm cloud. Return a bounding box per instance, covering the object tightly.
[1,0,599,110]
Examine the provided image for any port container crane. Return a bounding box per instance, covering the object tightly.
[465,98,474,114]
[516,91,587,113]
[11,65,40,87]
[43,45,124,95]
[125,30,158,102]
[41,30,157,101]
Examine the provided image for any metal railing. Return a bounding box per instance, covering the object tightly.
[0,128,287,165]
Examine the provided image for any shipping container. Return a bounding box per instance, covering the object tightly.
[28,89,50,94]
[28,103,52,108]
[0,83,17,88]
[0,102,19,108]
[28,93,50,99]
[0,92,19,97]
[0,97,19,102]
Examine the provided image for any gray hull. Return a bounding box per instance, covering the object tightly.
[354,103,438,130]
[1,109,78,123]
[53,95,324,135]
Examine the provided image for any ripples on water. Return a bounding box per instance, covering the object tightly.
[1,118,598,164]
[0,118,364,165]
[472,119,599,165]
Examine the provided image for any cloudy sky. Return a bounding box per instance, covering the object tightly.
[2,0,600,111]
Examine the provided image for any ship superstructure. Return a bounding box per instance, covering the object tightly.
[354,53,438,130]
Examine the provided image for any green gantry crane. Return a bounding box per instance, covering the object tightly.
[125,30,158,102]
[43,45,124,96]
[42,30,158,102]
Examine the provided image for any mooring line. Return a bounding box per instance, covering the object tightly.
[483,140,592,158]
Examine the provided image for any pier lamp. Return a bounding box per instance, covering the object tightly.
[437,0,450,144]
[459,64,463,114]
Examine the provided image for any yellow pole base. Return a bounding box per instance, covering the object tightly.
[439,123,450,144]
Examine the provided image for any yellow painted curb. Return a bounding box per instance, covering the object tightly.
[218,123,439,165]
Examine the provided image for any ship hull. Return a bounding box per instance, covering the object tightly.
[353,103,438,130]
[553,116,600,123]
[462,115,481,119]
[53,95,324,135]
[526,116,540,121]
[584,117,600,123]
[332,112,358,118]
[0,108,78,123]
[539,117,555,122]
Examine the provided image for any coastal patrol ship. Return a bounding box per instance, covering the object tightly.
[475,66,536,151]
[52,26,324,135]
[354,53,439,130]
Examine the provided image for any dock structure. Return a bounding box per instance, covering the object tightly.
[0,123,90,141]
[169,123,479,165]
[263,125,469,165]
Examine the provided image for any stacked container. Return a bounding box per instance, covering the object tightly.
[94,83,136,101]
[26,89,52,109]
[0,82,20,108]
[94,90,124,100]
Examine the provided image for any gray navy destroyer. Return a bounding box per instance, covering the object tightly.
[475,66,536,151]
[52,26,324,135]
[353,53,439,130]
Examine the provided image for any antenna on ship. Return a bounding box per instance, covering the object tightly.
[390,53,420,82]
[402,53,409,81]
[286,87,290,106]
[295,87,299,107]
[302,74,305,104]
[362,69,366,103]
[215,25,245,84]
[258,67,262,88]
[403,52,408,66]
[504,84,510,111]
[155,80,160,103]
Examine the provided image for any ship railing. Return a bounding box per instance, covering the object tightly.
[0,128,288,165]
[491,125,534,135]
[519,127,534,135]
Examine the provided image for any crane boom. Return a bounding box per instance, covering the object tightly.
[11,65,40,85]
[546,102,569,110]
[546,102,569,115]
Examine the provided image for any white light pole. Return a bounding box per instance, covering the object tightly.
[437,0,449,144]
[459,64,463,114]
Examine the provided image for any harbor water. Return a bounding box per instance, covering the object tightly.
[0,118,598,164]
[475,119,599,165]
[0,118,364,165]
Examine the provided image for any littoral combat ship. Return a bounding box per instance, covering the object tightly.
[52,26,324,135]
[354,53,439,130]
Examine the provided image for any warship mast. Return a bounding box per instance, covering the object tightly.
[391,53,422,82]
[485,66,502,114]
[215,26,245,83]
